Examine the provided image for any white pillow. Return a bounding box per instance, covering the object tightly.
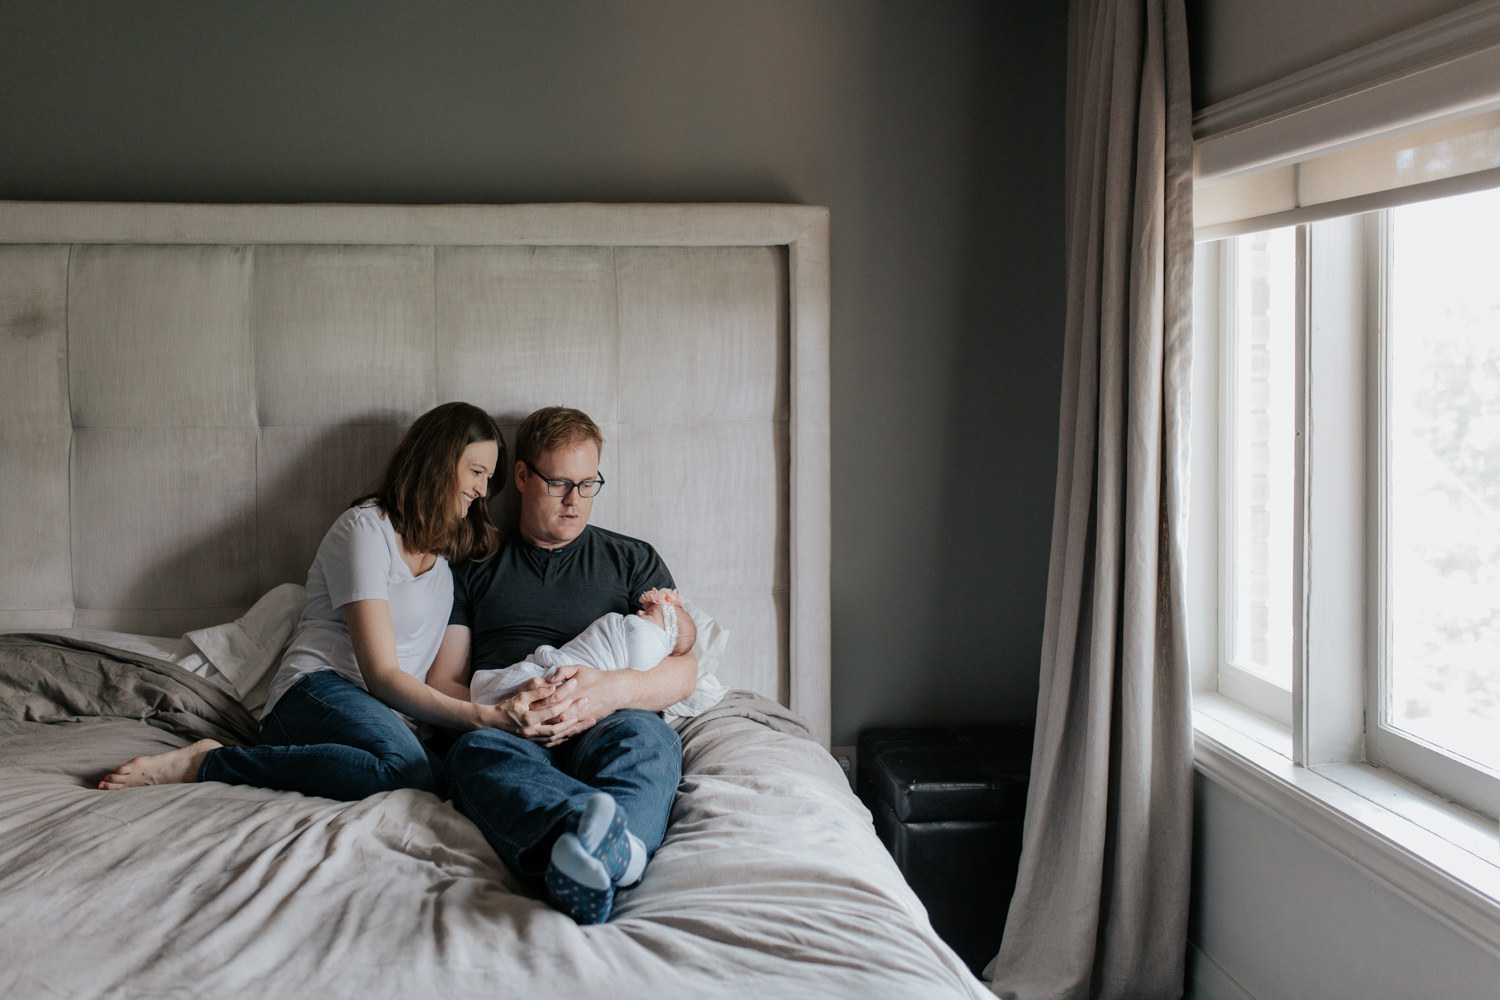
[177,583,306,714]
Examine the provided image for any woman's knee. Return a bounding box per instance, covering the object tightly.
[362,749,439,796]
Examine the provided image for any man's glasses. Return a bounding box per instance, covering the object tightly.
[524,460,605,498]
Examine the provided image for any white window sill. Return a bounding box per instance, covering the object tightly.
[1192,693,1500,957]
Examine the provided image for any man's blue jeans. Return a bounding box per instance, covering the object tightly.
[199,669,443,799]
[445,709,682,880]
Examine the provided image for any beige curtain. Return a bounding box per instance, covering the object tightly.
[985,1,1194,998]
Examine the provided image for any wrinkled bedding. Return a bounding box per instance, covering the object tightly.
[0,635,985,1000]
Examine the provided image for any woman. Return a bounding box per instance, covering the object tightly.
[100,401,536,798]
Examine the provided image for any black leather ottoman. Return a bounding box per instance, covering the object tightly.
[857,725,1033,976]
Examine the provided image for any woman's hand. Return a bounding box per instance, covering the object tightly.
[480,674,598,747]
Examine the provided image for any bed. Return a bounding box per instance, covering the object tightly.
[0,202,988,999]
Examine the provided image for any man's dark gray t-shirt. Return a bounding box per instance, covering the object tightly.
[449,524,675,672]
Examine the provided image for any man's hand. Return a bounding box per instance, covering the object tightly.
[480,675,597,747]
[548,663,632,719]
[546,653,697,728]
[484,651,696,747]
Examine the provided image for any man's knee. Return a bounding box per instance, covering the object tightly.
[580,711,682,773]
[597,709,677,745]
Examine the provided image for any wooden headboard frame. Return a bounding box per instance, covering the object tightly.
[0,202,831,744]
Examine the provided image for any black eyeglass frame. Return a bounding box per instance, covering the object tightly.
[523,460,606,499]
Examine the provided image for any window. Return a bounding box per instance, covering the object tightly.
[1375,189,1500,801]
[1196,185,1500,819]
[1217,227,1296,723]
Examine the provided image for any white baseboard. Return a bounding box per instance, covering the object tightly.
[1185,942,1256,1000]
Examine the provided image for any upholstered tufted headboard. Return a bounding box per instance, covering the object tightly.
[0,202,830,743]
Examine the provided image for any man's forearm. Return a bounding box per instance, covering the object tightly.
[623,650,698,712]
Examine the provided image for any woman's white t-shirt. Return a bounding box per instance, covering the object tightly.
[263,504,453,717]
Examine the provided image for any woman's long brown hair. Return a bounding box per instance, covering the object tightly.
[354,402,502,563]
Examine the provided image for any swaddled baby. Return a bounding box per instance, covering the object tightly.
[470,587,698,705]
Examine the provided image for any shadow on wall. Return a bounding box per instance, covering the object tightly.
[930,0,1068,722]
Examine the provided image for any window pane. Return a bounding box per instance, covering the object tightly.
[1387,188,1500,773]
[1228,228,1296,689]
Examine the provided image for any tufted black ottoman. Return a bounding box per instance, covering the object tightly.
[857,725,1033,976]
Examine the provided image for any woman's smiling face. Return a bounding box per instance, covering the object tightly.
[454,440,498,519]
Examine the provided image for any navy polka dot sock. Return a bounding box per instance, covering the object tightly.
[545,833,614,924]
[576,793,647,887]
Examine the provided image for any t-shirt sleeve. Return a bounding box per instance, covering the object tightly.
[323,512,393,610]
[449,562,474,629]
[625,544,675,613]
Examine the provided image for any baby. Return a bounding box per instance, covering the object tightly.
[470,588,698,705]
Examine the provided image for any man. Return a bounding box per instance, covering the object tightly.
[427,406,696,924]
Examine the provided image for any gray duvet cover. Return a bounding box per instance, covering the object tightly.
[0,635,986,1000]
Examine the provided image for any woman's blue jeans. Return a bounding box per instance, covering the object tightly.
[198,669,443,799]
[445,709,682,880]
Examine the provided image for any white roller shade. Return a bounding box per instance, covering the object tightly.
[1194,1,1500,240]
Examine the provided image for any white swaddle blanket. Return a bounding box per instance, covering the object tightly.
[470,612,670,705]
[469,596,731,719]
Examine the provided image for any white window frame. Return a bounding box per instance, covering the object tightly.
[1203,210,1499,812]
[1190,208,1500,958]
[1294,214,1369,773]
[1365,210,1500,814]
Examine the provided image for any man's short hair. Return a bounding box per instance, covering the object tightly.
[514,406,605,467]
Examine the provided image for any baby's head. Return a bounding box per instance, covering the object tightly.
[637,588,697,656]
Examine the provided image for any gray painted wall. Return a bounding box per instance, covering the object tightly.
[1184,2,1499,996]
[0,0,1068,746]
[1188,0,1476,107]
[1190,775,1499,999]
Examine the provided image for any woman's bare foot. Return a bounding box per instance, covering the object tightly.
[97,739,222,790]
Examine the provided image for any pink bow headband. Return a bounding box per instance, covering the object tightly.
[639,588,684,649]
